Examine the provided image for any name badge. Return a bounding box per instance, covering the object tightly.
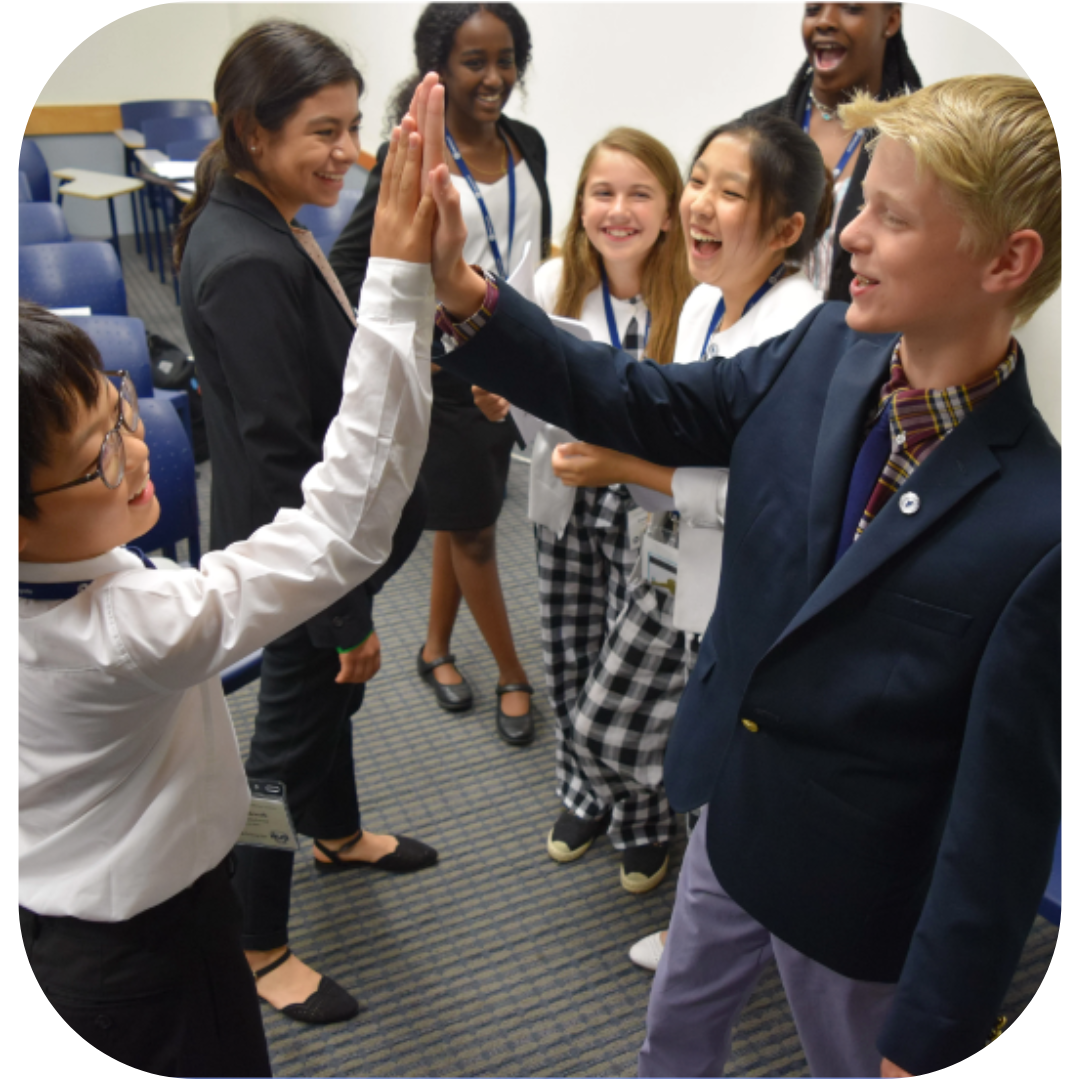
[642,528,679,596]
[238,779,300,851]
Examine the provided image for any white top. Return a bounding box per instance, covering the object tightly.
[453,156,543,278]
[19,260,434,922]
[663,273,821,633]
[528,257,650,535]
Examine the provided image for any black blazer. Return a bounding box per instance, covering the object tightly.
[438,286,1061,1075]
[329,115,552,307]
[744,87,870,303]
[179,174,425,648]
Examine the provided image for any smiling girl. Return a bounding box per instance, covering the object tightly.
[496,129,692,887]
[544,115,830,934]
[744,3,921,300]
[332,2,550,746]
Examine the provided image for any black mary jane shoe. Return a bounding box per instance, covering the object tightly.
[253,948,362,1025]
[313,830,439,874]
[417,647,474,712]
[495,682,535,746]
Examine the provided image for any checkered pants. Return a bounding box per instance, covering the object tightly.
[536,486,686,849]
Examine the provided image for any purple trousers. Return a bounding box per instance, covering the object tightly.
[639,808,897,1078]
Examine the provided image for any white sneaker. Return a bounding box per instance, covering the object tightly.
[628,930,666,972]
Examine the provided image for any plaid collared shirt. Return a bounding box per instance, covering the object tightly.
[856,339,1018,539]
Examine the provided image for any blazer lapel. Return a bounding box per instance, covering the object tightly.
[805,336,896,587]
[780,358,1035,651]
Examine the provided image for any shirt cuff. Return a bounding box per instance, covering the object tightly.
[361,258,436,323]
[435,267,500,350]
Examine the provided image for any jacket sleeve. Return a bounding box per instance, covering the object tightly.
[439,281,825,470]
[876,543,1061,1073]
[329,142,389,307]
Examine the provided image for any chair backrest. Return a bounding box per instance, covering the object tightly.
[65,315,154,397]
[19,138,51,202]
[18,241,128,316]
[120,99,214,132]
[18,171,33,202]
[294,189,363,255]
[142,114,220,154]
[19,203,72,246]
[135,397,201,565]
[165,137,213,164]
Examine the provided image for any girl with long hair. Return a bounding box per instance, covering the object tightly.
[177,20,437,1026]
[331,3,549,746]
[500,129,695,889]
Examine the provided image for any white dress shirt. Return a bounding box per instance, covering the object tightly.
[661,274,822,634]
[527,257,650,535]
[19,259,434,921]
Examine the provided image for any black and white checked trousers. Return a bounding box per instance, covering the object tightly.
[535,485,686,848]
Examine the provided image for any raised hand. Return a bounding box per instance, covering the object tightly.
[370,119,436,264]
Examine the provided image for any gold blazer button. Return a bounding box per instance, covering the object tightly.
[741,718,759,733]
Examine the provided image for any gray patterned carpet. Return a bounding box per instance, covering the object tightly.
[119,233,1057,1078]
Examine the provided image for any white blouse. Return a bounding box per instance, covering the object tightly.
[453,154,543,279]
[665,273,822,634]
[528,257,650,535]
[19,260,434,921]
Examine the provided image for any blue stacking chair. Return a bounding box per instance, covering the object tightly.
[1038,825,1061,925]
[19,172,33,202]
[120,100,214,264]
[19,203,72,245]
[19,241,127,315]
[135,397,201,566]
[165,137,213,165]
[295,189,363,255]
[65,314,194,448]
[221,650,264,695]
[19,138,51,202]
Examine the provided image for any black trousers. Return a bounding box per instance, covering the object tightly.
[21,858,270,1078]
[235,624,366,950]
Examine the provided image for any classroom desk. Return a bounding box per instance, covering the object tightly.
[52,168,144,267]
[114,128,150,260]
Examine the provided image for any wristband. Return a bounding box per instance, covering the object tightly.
[337,629,375,655]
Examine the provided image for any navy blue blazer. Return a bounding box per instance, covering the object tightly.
[439,285,1061,1074]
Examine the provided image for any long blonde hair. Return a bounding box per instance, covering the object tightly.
[552,128,694,365]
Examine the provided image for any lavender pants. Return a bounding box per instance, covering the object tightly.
[638,808,898,1078]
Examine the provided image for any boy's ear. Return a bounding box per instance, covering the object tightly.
[982,228,1043,299]
[19,516,32,556]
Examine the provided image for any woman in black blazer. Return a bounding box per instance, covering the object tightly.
[743,2,921,301]
[176,19,436,1026]
[331,3,551,747]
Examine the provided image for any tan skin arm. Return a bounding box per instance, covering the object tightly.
[551,442,675,495]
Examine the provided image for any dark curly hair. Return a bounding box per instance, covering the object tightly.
[386,3,532,134]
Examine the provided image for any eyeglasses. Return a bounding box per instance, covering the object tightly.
[31,371,141,498]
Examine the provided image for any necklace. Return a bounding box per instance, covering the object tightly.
[808,87,839,122]
[462,137,508,183]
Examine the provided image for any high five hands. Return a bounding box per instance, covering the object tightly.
[370,72,488,319]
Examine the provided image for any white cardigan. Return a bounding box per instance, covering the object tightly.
[527,257,649,535]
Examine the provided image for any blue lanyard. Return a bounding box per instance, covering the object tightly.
[699,265,786,361]
[19,546,156,600]
[444,128,516,277]
[802,100,863,180]
[600,266,651,352]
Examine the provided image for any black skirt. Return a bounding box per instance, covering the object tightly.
[421,367,518,531]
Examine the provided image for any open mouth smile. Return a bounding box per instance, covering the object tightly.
[129,476,155,506]
[690,228,722,255]
[812,43,847,71]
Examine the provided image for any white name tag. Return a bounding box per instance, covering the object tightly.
[642,531,679,596]
[238,779,300,851]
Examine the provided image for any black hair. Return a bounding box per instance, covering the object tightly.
[19,300,104,521]
[174,19,363,267]
[691,115,834,264]
[386,3,533,134]
[780,24,922,117]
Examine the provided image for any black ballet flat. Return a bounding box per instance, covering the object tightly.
[417,647,474,711]
[313,831,439,874]
[253,948,362,1025]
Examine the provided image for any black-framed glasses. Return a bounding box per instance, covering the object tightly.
[31,371,141,498]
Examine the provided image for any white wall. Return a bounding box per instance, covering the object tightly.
[21,2,1062,438]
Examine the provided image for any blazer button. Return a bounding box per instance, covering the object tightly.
[741,718,759,733]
